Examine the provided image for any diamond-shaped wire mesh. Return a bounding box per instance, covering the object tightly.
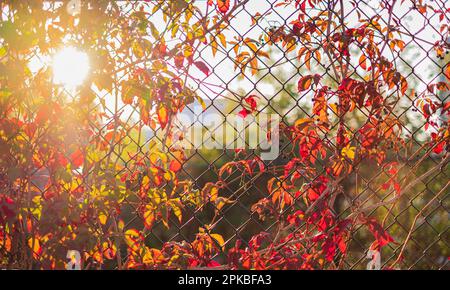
[0,0,448,269]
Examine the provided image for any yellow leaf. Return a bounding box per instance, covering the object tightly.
[143,209,155,229]
[257,50,270,59]
[99,213,107,225]
[210,186,219,202]
[341,146,356,160]
[305,51,311,70]
[164,171,172,181]
[215,197,235,212]
[210,233,225,249]
[196,95,207,110]
[218,33,227,47]
[250,58,258,75]
[210,37,218,56]
[297,75,313,92]
[169,199,183,223]
[150,153,158,164]
[142,247,163,265]
[183,44,193,57]
[359,54,367,70]
[142,176,150,189]
[294,118,314,129]
[103,242,117,260]
[124,229,141,251]
[245,39,258,53]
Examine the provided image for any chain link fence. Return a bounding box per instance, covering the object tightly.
[0,0,448,269]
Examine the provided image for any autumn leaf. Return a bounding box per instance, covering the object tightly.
[238,108,251,118]
[142,247,163,265]
[366,218,395,249]
[169,150,184,172]
[169,159,182,172]
[359,53,367,70]
[341,145,356,160]
[294,118,314,130]
[313,88,328,123]
[298,74,321,92]
[124,229,142,252]
[217,0,230,14]
[98,213,107,225]
[143,209,155,229]
[215,197,235,213]
[157,107,169,129]
[103,242,117,260]
[169,199,183,223]
[244,95,258,111]
[297,0,307,13]
[201,182,219,202]
[70,149,84,168]
[210,233,225,249]
[174,53,184,69]
[238,95,258,118]
[194,61,210,76]
[445,64,450,82]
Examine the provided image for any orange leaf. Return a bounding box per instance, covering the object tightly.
[217,0,230,14]
[70,149,84,168]
[298,74,320,92]
[298,75,313,92]
[143,210,155,229]
[157,107,168,129]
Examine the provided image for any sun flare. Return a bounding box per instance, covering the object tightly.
[52,46,89,88]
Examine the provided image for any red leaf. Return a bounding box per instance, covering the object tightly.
[238,108,251,118]
[338,77,354,91]
[322,238,336,261]
[169,160,182,173]
[244,95,258,111]
[70,149,84,168]
[287,210,304,226]
[207,260,221,267]
[194,61,210,76]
